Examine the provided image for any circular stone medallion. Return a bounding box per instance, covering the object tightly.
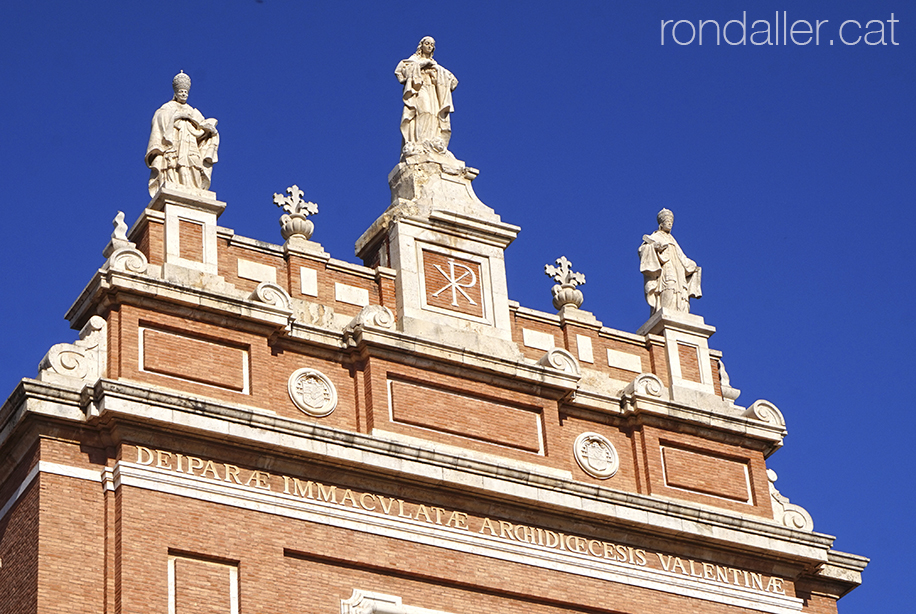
[288,368,337,417]
[573,432,619,479]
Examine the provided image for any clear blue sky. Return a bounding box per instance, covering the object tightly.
[1,2,912,611]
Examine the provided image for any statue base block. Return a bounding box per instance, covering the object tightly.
[638,309,718,400]
[636,308,715,338]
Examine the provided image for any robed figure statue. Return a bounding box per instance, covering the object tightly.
[639,209,702,314]
[146,71,219,196]
[395,36,458,157]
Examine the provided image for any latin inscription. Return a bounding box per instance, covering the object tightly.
[135,446,786,596]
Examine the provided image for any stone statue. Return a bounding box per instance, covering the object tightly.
[395,36,458,158]
[639,209,702,314]
[146,71,219,196]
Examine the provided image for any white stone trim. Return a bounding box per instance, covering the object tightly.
[112,461,802,614]
[163,204,220,275]
[341,589,454,614]
[236,258,277,284]
[167,554,238,614]
[1,461,105,522]
[326,258,378,280]
[335,283,370,307]
[606,348,643,373]
[299,266,318,297]
[576,335,594,363]
[522,329,555,351]
[372,429,564,477]
[0,463,39,522]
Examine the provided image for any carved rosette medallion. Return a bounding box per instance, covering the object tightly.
[288,368,337,417]
[573,432,619,479]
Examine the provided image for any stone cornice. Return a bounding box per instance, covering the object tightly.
[0,377,845,573]
[59,267,787,450]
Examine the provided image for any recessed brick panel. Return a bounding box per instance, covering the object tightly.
[388,378,542,452]
[142,328,247,392]
[173,556,235,614]
[422,250,484,318]
[178,219,204,262]
[677,343,702,383]
[662,446,750,502]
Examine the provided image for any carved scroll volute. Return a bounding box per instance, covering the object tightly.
[620,373,665,412]
[623,373,664,398]
[250,281,293,312]
[537,347,581,376]
[38,315,107,387]
[348,305,396,331]
[768,469,814,532]
[744,400,786,427]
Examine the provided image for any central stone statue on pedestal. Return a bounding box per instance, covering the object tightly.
[395,36,458,161]
[146,71,220,196]
[639,208,702,314]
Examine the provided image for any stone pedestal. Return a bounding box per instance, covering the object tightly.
[356,161,520,354]
[637,309,717,400]
[148,185,226,276]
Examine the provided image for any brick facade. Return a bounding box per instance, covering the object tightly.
[0,183,865,614]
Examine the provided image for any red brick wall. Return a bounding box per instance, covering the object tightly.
[178,220,204,262]
[0,474,38,614]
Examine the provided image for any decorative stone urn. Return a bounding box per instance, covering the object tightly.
[273,185,318,241]
[280,213,314,241]
[544,256,586,311]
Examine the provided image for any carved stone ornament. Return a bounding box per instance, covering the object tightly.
[537,347,580,376]
[573,432,620,479]
[744,399,786,427]
[717,358,741,403]
[544,256,586,310]
[38,315,107,386]
[273,184,318,241]
[768,469,814,532]
[288,368,337,417]
[250,281,293,311]
[102,211,149,274]
[622,373,664,399]
[341,589,455,614]
[346,305,396,333]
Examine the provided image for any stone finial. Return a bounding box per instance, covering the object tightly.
[101,211,149,274]
[273,185,318,241]
[638,208,702,314]
[104,211,133,256]
[545,256,586,310]
[717,358,741,404]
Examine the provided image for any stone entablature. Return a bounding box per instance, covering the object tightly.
[0,379,865,614]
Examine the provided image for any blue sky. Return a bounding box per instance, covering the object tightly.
[1,2,912,611]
